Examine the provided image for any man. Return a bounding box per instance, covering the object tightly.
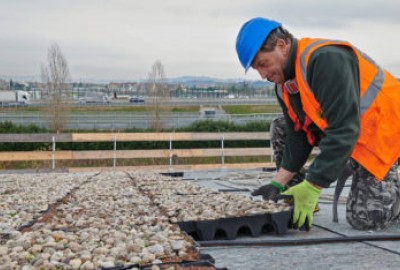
[236,17,400,230]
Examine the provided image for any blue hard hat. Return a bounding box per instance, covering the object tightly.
[236,17,281,71]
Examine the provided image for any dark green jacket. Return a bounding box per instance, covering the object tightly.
[277,38,360,188]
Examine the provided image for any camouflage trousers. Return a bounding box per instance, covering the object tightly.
[346,160,400,230]
[271,115,400,230]
[270,115,305,188]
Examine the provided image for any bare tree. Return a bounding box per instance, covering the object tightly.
[41,43,71,133]
[147,60,169,131]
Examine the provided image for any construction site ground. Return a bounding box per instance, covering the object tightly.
[184,168,400,270]
[2,167,400,270]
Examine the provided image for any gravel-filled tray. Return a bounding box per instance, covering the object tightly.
[0,171,289,268]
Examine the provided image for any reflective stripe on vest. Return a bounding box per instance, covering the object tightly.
[356,50,385,115]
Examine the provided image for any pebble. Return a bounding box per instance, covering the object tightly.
[100,260,115,268]
[129,255,141,264]
[69,258,82,269]
[171,240,184,251]
[50,251,63,262]
[80,261,95,270]
[0,246,9,256]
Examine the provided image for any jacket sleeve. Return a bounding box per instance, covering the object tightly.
[305,46,360,188]
[276,87,314,173]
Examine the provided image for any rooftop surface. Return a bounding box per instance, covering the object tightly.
[0,168,400,270]
[184,168,400,270]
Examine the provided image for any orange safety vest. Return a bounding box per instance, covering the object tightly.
[283,38,400,180]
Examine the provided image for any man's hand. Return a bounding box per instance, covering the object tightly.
[281,180,321,228]
[251,180,285,201]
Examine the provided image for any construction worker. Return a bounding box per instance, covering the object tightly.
[236,17,400,230]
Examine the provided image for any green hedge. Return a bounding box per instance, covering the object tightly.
[0,120,271,151]
[0,121,49,151]
[0,121,46,133]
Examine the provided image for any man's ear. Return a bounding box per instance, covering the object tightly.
[276,39,289,56]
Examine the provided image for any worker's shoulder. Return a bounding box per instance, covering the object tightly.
[310,44,357,62]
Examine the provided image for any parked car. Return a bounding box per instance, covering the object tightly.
[129,97,145,103]
[78,96,110,104]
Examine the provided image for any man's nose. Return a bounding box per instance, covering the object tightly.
[257,69,268,80]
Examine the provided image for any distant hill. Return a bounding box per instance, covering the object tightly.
[0,75,41,82]
[166,76,273,88]
[167,76,234,84]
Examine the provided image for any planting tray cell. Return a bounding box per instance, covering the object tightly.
[177,210,291,241]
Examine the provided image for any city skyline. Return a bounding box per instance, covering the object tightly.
[1,0,400,82]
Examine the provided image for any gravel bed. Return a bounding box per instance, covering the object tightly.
[0,171,290,269]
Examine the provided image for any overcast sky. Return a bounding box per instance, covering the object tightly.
[1,0,400,81]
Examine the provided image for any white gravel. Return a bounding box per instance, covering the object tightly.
[0,170,289,269]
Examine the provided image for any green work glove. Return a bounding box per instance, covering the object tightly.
[251,180,285,201]
[281,180,321,229]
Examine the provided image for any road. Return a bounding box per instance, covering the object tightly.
[26,97,278,107]
[0,111,281,130]
[0,98,281,130]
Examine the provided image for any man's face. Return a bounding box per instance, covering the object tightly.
[250,39,289,84]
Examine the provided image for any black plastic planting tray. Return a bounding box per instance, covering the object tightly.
[100,253,225,270]
[177,211,291,241]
